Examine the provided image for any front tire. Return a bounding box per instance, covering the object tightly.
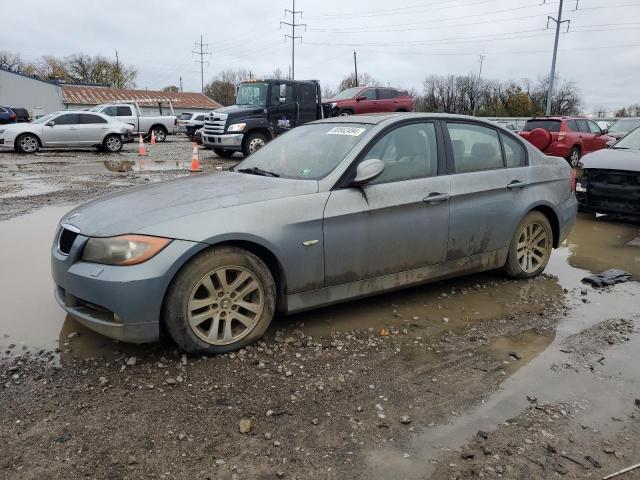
[103,134,123,153]
[567,146,581,167]
[504,211,553,279]
[242,132,267,157]
[15,133,40,153]
[163,246,276,354]
[213,148,235,158]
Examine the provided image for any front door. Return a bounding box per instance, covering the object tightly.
[323,121,450,285]
[444,121,529,260]
[268,82,297,134]
[587,120,608,151]
[355,88,379,114]
[296,83,319,125]
[41,113,81,146]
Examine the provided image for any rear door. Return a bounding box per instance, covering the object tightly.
[268,82,297,134]
[377,88,399,112]
[297,83,320,124]
[576,119,593,153]
[41,113,81,145]
[445,121,530,261]
[113,105,138,131]
[323,121,450,285]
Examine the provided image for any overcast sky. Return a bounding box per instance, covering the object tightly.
[3,0,640,113]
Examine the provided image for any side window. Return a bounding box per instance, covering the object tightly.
[195,115,205,121]
[447,123,504,173]
[101,106,118,116]
[587,121,601,134]
[79,114,107,124]
[299,84,317,104]
[117,106,132,116]
[362,89,376,100]
[54,114,80,125]
[270,84,294,105]
[576,120,590,133]
[363,122,438,184]
[378,89,396,100]
[0,108,6,114]
[500,133,526,168]
[567,120,578,132]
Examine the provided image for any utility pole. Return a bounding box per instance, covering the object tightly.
[473,54,485,116]
[545,0,571,115]
[354,51,359,87]
[179,76,183,93]
[192,35,211,93]
[280,0,306,80]
[114,50,120,89]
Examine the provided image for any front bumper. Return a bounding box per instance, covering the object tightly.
[202,133,244,151]
[0,135,15,149]
[51,231,206,344]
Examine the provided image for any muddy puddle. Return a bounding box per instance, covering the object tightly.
[0,209,638,371]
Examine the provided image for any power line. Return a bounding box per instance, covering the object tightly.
[280,0,306,80]
[192,35,211,93]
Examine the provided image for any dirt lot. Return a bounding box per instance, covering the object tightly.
[1,138,640,479]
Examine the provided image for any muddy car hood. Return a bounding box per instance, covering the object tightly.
[61,172,318,238]
[581,148,640,171]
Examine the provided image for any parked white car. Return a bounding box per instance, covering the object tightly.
[0,111,133,153]
[89,103,177,141]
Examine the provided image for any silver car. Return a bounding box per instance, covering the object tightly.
[0,110,133,153]
[51,113,577,353]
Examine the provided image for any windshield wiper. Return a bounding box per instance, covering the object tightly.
[611,146,629,150]
[237,167,280,177]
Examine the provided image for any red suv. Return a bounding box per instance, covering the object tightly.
[323,86,414,117]
[519,116,613,166]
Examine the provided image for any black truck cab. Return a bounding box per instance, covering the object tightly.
[202,79,323,157]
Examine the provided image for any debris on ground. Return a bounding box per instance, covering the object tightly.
[582,269,632,287]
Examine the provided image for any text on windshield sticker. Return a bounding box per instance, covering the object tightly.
[326,127,366,137]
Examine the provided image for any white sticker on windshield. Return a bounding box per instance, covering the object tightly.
[326,127,366,137]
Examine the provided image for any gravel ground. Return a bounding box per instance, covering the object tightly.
[1,140,640,479]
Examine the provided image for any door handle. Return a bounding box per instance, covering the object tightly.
[423,193,450,204]
[507,180,529,190]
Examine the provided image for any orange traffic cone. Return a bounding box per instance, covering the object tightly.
[150,130,157,146]
[189,143,202,172]
[138,135,147,156]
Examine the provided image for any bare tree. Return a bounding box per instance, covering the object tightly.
[162,85,180,92]
[0,50,28,72]
[204,69,253,107]
[337,72,378,92]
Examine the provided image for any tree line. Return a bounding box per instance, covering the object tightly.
[0,50,137,89]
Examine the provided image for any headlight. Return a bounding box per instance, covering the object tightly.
[329,103,337,109]
[82,235,172,266]
[227,123,246,132]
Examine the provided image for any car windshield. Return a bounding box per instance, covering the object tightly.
[612,127,640,150]
[234,123,372,180]
[332,88,364,100]
[522,120,561,132]
[609,119,640,134]
[31,113,57,124]
[236,83,268,107]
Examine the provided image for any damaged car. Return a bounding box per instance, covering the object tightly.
[51,113,577,353]
[576,126,640,217]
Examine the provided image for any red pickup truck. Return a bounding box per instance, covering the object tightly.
[323,86,414,117]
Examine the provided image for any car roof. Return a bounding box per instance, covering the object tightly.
[527,116,586,121]
[311,112,502,126]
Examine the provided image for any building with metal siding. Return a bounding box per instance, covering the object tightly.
[0,68,64,118]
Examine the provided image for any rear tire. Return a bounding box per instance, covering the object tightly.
[338,109,354,116]
[242,132,267,157]
[15,133,40,153]
[567,146,581,167]
[103,134,123,153]
[150,125,168,142]
[213,148,235,158]
[504,211,553,279]
[163,246,276,354]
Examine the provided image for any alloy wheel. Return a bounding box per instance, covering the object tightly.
[154,129,167,142]
[570,150,580,167]
[516,222,549,273]
[187,266,264,345]
[19,135,38,153]
[106,136,121,152]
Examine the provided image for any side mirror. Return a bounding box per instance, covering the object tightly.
[601,128,608,135]
[352,159,385,186]
[46,121,55,127]
[356,95,367,102]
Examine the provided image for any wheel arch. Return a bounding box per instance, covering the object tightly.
[148,123,168,134]
[529,203,561,248]
[244,127,273,141]
[15,131,42,149]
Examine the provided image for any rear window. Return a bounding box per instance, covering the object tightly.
[523,120,561,132]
